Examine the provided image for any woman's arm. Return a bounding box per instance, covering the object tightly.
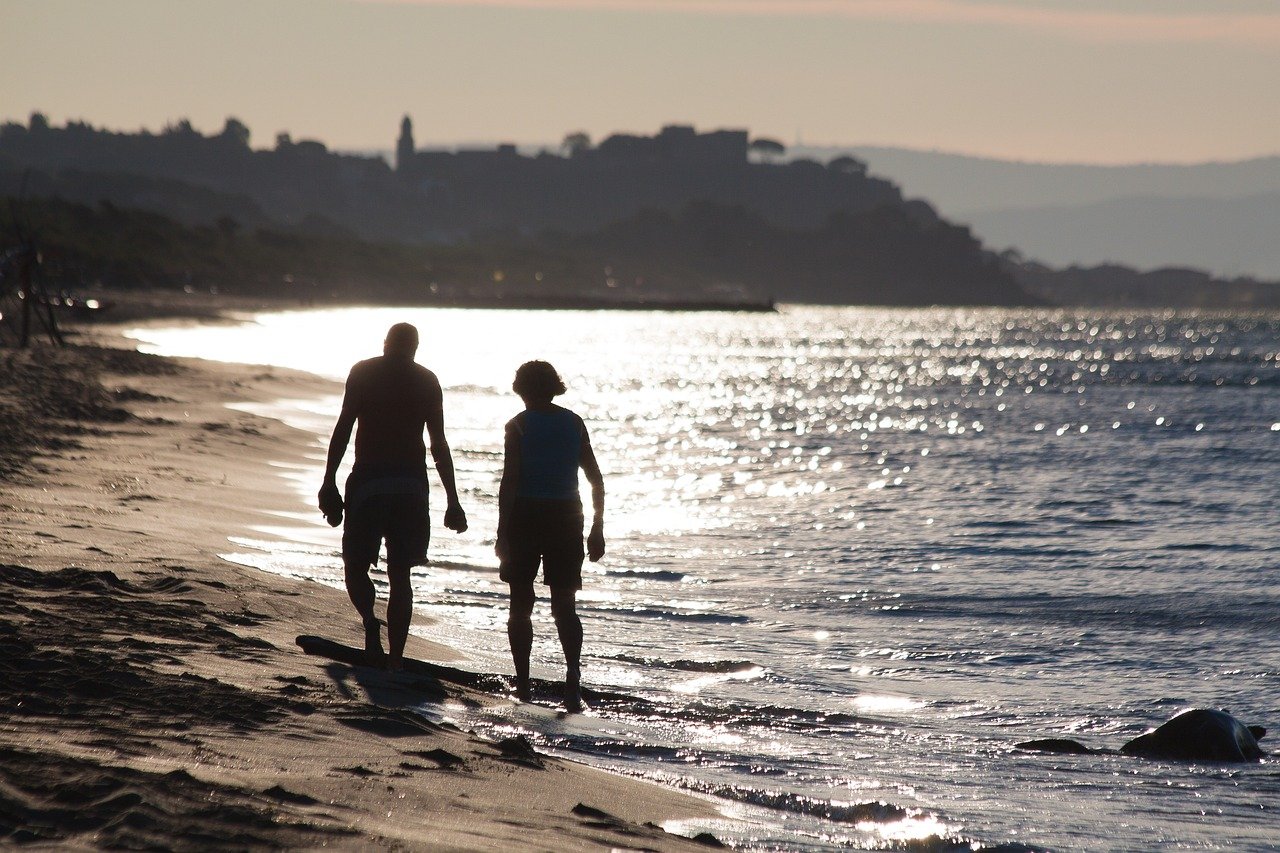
[579,421,605,562]
[496,419,522,562]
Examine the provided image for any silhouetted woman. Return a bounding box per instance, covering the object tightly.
[496,361,605,711]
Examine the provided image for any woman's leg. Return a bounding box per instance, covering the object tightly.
[550,585,583,711]
[508,582,536,700]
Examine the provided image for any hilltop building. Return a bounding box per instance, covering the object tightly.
[377,117,894,237]
[395,115,415,172]
[596,124,749,163]
[394,120,750,171]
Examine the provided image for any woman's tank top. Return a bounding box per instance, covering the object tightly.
[515,408,581,500]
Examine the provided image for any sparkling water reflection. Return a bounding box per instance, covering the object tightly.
[131,307,1280,851]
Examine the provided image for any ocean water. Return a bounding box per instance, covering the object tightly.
[129,306,1280,851]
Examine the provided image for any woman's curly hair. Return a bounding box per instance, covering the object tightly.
[512,360,566,401]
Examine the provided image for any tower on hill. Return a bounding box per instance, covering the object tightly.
[396,115,415,172]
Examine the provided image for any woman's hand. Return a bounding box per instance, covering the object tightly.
[587,520,605,562]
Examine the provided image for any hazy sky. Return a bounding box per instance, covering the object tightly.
[3,0,1277,164]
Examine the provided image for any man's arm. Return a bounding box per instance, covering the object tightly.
[579,420,605,562]
[424,389,467,533]
[323,408,356,487]
[318,399,356,525]
[495,420,521,562]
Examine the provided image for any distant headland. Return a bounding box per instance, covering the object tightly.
[2,114,1274,309]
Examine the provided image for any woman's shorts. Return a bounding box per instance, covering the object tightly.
[499,498,584,590]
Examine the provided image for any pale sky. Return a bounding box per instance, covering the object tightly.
[2,0,1277,164]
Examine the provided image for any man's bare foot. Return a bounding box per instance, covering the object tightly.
[363,617,384,663]
[513,675,532,702]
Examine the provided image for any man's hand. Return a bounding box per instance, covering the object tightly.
[318,481,343,527]
[495,534,509,563]
[587,520,605,562]
[444,503,468,533]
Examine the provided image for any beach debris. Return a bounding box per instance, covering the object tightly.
[1015,738,1096,755]
[1121,709,1266,762]
[492,734,544,768]
[1016,709,1267,762]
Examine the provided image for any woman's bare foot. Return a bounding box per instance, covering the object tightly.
[563,667,582,713]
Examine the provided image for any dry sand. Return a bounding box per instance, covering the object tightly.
[0,307,722,850]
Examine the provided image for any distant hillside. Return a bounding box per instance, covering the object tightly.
[965,193,1280,280]
[791,145,1280,281]
[0,116,1035,306]
[0,117,902,244]
[795,146,1280,213]
[1013,261,1280,310]
[13,116,1276,309]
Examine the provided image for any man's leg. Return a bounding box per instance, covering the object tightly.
[507,582,535,700]
[550,585,583,712]
[382,492,429,671]
[386,562,413,670]
[344,559,382,657]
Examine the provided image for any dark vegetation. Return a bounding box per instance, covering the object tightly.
[550,202,1024,306]
[2,195,1029,308]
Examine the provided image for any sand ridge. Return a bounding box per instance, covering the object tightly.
[0,316,721,850]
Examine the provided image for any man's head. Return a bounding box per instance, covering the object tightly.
[512,360,566,404]
[384,323,419,359]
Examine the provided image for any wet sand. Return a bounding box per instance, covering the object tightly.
[0,300,719,850]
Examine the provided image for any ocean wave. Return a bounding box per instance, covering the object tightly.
[1162,542,1253,552]
[593,606,750,624]
[606,569,687,581]
[608,654,761,673]
[675,780,912,824]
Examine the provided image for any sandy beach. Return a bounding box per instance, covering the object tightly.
[0,301,720,850]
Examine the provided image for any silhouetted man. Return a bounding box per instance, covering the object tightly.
[318,323,467,669]
[496,361,605,712]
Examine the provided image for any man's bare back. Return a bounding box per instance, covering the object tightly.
[318,323,466,669]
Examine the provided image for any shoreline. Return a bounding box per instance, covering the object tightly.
[0,302,722,849]
[58,286,775,329]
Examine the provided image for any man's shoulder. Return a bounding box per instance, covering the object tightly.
[415,363,441,384]
[348,355,398,378]
[350,357,438,383]
[414,365,443,404]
